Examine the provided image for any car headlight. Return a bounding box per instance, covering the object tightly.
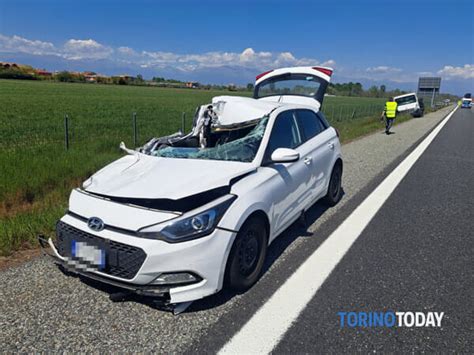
[137,194,236,242]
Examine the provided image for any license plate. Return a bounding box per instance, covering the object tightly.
[71,240,105,269]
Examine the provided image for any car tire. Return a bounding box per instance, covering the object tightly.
[324,162,343,206]
[225,216,268,292]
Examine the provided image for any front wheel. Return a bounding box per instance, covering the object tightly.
[324,162,343,206]
[225,216,268,292]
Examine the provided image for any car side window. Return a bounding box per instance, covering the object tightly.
[317,111,330,129]
[266,110,302,156]
[296,110,326,142]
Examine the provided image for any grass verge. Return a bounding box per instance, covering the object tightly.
[0,79,409,256]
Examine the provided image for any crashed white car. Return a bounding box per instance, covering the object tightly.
[40,66,343,310]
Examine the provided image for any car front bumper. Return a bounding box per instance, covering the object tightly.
[40,214,237,304]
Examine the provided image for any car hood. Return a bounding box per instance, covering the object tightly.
[84,153,255,201]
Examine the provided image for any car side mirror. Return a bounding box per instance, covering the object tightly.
[270,148,300,163]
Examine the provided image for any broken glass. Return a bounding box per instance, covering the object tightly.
[152,117,269,162]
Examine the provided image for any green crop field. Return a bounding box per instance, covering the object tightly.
[0,79,390,255]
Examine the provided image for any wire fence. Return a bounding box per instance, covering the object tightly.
[323,103,382,122]
[1,112,186,151]
[1,103,384,152]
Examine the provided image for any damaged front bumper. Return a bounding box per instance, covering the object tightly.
[38,235,198,314]
[38,235,171,298]
[38,218,236,312]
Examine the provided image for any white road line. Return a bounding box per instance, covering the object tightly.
[219,106,458,355]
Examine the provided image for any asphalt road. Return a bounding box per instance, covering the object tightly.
[273,106,473,353]
[2,106,471,353]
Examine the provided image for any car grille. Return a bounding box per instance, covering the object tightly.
[55,221,146,280]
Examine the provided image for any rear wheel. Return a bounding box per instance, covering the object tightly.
[324,162,343,206]
[225,216,268,292]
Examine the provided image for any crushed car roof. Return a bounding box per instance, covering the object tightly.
[211,96,281,126]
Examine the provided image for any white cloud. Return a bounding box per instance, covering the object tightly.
[320,59,336,67]
[0,34,57,56]
[366,65,402,73]
[134,47,335,72]
[117,46,137,56]
[278,51,296,62]
[0,33,336,73]
[417,71,434,76]
[0,34,113,61]
[437,64,474,79]
[259,51,272,58]
[63,39,113,60]
[358,65,415,83]
[240,47,255,62]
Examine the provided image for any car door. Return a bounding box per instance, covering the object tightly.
[295,109,337,203]
[263,110,314,236]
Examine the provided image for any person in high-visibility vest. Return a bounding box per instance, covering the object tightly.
[381,97,398,135]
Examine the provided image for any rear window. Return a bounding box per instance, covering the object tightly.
[296,110,326,141]
[395,95,417,106]
[255,74,321,98]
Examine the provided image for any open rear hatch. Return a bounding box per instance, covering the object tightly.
[253,66,333,109]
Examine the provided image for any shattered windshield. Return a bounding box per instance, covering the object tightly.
[152,117,268,162]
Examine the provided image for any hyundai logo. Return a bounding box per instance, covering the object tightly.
[87,217,105,232]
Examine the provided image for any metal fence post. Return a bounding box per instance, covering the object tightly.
[132,112,137,147]
[64,114,69,150]
[181,112,186,133]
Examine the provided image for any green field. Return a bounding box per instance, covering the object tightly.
[0,79,390,255]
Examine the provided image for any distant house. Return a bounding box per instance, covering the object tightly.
[186,81,199,88]
[36,69,52,76]
[0,62,19,69]
[84,71,98,83]
[119,75,135,81]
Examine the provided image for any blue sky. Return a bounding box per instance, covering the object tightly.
[0,0,472,94]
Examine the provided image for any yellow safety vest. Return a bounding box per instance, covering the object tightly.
[385,101,398,118]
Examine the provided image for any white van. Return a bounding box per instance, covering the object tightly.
[394,92,424,117]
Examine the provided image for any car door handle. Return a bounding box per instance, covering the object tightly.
[328,142,335,150]
[304,157,312,165]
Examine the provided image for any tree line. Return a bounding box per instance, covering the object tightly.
[1,63,451,99]
[326,82,408,98]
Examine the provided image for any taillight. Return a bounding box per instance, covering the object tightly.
[313,67,333,77]
[256,70,273,81]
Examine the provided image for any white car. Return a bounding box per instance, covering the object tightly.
[40,66,343,310]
